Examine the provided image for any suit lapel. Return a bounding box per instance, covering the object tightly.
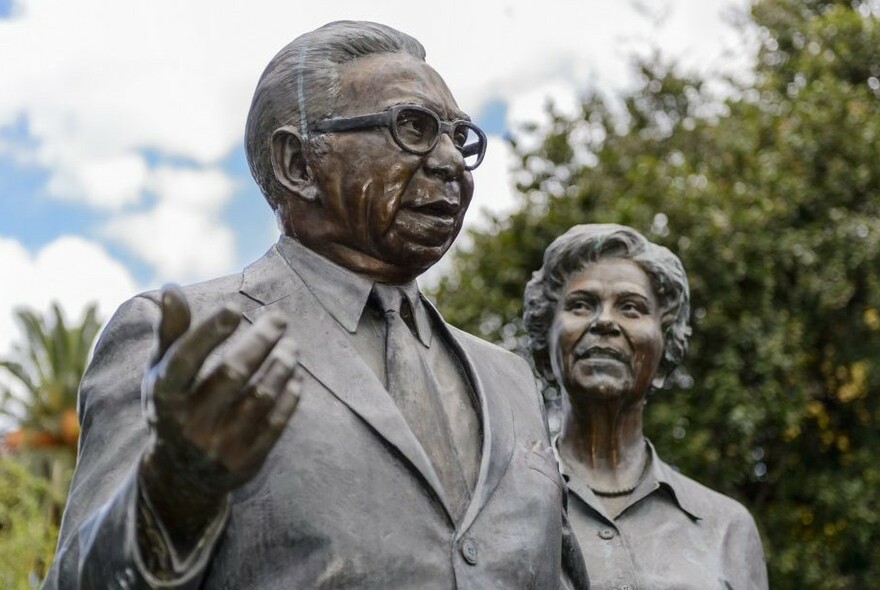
[239,246,454,522]
[422,300,516,536]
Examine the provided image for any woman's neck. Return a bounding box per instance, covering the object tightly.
[558,396,648,493]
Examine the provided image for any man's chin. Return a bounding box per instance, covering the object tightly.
[389,241,452,271]
[373,236,456,281]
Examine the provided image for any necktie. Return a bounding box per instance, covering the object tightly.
[372,284,470,519]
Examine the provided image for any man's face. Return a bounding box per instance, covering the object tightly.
[548,257,665,404]
[290,52,475,283]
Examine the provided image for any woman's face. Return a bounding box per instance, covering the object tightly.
[548,257,665,403]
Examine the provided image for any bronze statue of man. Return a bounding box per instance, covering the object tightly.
[44,21,588,589]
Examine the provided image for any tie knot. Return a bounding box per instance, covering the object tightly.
[372,284,404,315]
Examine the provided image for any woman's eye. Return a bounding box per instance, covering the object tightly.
[566,298,593,313]
[620,301,646,315]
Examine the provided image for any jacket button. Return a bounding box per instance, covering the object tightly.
[620,586,634,590]
[598,528,615,540]
[461,539,478,565]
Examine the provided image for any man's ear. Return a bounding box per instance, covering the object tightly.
[271,125,321,202]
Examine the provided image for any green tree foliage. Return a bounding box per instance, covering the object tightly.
[433,1,880,587]
[0,302,102,586]
[1,302,101,453]
[0,456,66,588]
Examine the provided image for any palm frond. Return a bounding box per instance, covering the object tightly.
[1,303,103,435]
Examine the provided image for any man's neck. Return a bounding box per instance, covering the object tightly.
[281,233,427,285]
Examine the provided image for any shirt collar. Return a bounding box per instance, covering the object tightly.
[643,439,702,520]
[275,236,433,346]
[555,436,703,522]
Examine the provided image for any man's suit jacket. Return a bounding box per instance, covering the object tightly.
[44,243,587,589]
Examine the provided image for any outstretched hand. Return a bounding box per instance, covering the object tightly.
[140,285,301,543]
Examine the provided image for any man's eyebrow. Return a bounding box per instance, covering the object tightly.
[427,104,471,122]
[387,97,472,122]
[413,100,471,122]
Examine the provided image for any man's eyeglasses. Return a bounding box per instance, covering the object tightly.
[312,104,487,170]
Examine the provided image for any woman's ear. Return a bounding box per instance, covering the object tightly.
[271,125,320,202]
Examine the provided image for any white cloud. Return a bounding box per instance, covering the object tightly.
[101,166,238,283]
[0,235,139,356]
[507,78,582,130]
[102,203,236,283]
[148,166,237,209]
[0,0,753,207]
[638,0,756,78]
[0,0,754,305]
[46,152,148,210]
[504,79,583,155]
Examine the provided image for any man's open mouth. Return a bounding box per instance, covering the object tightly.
[410,200,459,218]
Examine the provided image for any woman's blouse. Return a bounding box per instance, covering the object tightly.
[558,440,768,590]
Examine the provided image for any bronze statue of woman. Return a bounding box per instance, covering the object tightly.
[524,224,768,589]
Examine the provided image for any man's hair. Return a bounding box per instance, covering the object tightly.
[245,20,427,209]
[523,223,692,381]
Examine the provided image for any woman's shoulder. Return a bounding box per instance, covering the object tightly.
[657,456,757,527]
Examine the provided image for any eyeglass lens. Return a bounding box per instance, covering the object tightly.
[455,125,483,170]
[395,108,439,152]
[393,107,484,169]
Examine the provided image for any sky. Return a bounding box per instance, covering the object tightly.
[0,0,754,357]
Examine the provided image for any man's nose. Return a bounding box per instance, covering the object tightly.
[423,133,465,180]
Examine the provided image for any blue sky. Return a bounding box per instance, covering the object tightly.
[0,0,751,355]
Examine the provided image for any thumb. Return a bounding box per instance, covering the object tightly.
[154,284,191,364]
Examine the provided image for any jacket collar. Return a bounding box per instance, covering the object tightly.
[239,241,514,528]
[275,236,432,346]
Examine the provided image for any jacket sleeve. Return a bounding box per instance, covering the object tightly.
[560,481,590,590]
[42,295,225,590]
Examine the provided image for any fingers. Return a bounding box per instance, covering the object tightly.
[227,356,303,471]
[254,375,302,448]
[215,335,300,445]
[217,312,288,385]
[154,285,191,364]
[243,335,299,408]
[146,302,304,494]
[185,312,287,422]
[159,303,243,393]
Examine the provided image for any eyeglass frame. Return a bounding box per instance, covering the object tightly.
[311,104,487,170]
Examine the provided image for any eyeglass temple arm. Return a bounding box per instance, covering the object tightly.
[462,143,483,157]
[312,112,391,133]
